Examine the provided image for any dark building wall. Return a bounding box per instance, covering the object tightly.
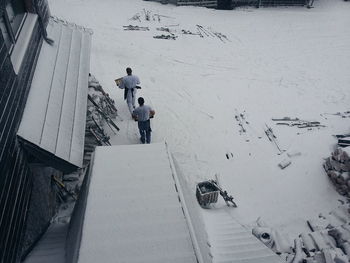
[217,0,233,9]
[0,145,32,263]
[0,0,51,262]
[20,165,61,259]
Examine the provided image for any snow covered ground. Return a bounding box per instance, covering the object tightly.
[49,0,350,241]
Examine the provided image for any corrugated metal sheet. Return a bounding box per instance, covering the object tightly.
[77,142,200,263]
[17,17,92,171]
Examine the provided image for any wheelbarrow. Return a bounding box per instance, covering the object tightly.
[196,180,237,208]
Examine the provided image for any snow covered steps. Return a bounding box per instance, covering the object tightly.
[205,210,283,263]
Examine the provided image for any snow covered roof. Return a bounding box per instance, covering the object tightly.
[17,17,92,172]
[76,142,202,263]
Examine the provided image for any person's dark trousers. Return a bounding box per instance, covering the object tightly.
[138,120,152,144]
[139,129,151,144]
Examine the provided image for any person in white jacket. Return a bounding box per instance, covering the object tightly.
[118,67,141,114]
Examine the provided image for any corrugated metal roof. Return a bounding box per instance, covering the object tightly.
[17,17,92,171]
[77,142,200,263]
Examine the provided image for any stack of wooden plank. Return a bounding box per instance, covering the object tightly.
[83,75,119,165]
[253,206,350,262]
[296,205,350,263]
[324,147,350,196]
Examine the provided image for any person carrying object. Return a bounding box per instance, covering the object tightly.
[132,97,155,144]
[118,67,141,114]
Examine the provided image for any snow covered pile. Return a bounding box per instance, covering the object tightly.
[88,74,118,120]
[324,147,350,197]
[299,204,350,263]
[249,145,350,262]
[252,217,293,256]
[252,204,350,263]
[85,74,119,148]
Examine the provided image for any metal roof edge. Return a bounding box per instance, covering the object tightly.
[165,141,208,263]
[50,16,94,35]
[17,136,79,173]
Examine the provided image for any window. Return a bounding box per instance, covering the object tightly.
[0,0,27,53]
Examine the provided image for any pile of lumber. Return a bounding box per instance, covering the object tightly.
[123,25,149,31]
[88,74,118,119]
[291,233,348,263]
[296,205,350,263]
[324,147,350,196]
[83,74,119,165]
[252,147,350,262]
[253,205,350,263]
[153,34,177,40]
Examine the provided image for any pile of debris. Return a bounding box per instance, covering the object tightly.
[321,111,350,119]
[196,24,230,42]
[300,205,350,263]
[181,29,199,35]
[129,9,173,23]
[272,117,325,129]
[265,124,285,155]
[153,34,177,40]
[253,204,350,263]
[84,74,119,165]
[252,145,350,262]
[123,25,150,31]
[324,147,350,197]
